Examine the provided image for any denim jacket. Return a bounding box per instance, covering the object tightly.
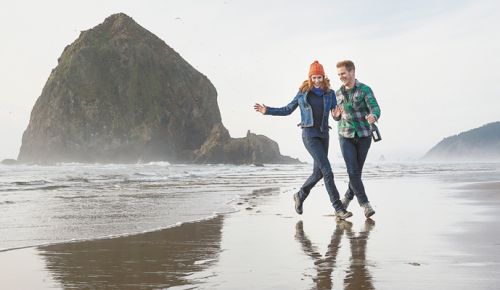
[265,90,337,133]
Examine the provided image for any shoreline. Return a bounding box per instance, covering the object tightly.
[0,213,224,254]
[0,184,281,253]
[0,162,310,252]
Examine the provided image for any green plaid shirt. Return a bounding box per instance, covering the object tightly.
[334,80,381,138]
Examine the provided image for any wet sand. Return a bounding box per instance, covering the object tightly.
[1,175,499,289]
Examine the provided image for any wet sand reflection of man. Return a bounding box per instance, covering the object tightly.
[295,220,375,290]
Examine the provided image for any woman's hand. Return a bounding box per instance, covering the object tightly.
[331,106,343,118]
[254,103,267,114]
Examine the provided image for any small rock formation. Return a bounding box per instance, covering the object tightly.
[195,125,300,164]
[1,159,18,165]
[423,121,500,161]
[17,13,299,165]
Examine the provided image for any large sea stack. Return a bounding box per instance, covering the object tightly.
[18,13,299,165]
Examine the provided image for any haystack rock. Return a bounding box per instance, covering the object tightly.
[18,13,299,165]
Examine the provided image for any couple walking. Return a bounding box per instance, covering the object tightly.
[254,60,380,219]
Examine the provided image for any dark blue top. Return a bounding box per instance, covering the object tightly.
[303,90,329,139]
[265,89,336,131]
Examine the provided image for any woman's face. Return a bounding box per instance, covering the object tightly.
[311,75,324,88]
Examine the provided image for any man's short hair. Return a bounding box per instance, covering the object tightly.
[336,60,355,72]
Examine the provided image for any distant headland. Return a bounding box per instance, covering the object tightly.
[423,121,500,162]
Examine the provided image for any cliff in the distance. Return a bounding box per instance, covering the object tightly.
[423,122,500,161]
[18,13,299,165]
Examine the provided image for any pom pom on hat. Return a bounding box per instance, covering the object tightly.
[308,60,325,77]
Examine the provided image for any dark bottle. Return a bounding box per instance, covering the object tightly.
[371,123,382,142]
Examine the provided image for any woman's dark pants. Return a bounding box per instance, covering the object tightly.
[298,136,344,212]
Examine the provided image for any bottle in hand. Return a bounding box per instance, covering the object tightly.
[371,124,382,142]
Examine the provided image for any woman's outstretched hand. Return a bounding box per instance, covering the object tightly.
[254,103,267,114]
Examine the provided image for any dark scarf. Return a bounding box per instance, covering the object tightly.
[311,87,324,96]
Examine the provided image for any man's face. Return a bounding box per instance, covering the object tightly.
[311,75,324,88]
[337,66,355,87]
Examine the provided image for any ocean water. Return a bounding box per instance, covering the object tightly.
[0,161,499,251]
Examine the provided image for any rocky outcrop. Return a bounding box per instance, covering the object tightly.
[17,13,299,165]
[423,122,500,161]
[195,125,300,164]
[1,159,18,165]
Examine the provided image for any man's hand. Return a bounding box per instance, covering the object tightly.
[331,106,343,118]
[254,103,267,114]
[366,114,376,124]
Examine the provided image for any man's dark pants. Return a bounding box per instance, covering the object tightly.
[339,136,372,205]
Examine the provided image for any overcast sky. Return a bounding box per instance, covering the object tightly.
[1,0,499,163]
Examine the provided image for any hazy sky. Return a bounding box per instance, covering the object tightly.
[1,0,499,162]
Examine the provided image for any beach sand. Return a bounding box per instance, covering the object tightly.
[1,174,499,289]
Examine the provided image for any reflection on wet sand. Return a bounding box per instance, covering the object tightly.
[344,219,375,290]
[37,216,224,289]
[295,219,375,290]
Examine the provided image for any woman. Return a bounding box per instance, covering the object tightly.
[254,60,352,219]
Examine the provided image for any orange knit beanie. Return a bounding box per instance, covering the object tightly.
[308,60,325,77]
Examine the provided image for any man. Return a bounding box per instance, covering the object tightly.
[332,60,380,218]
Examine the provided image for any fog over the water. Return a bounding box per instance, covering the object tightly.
[1,0,499,162]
